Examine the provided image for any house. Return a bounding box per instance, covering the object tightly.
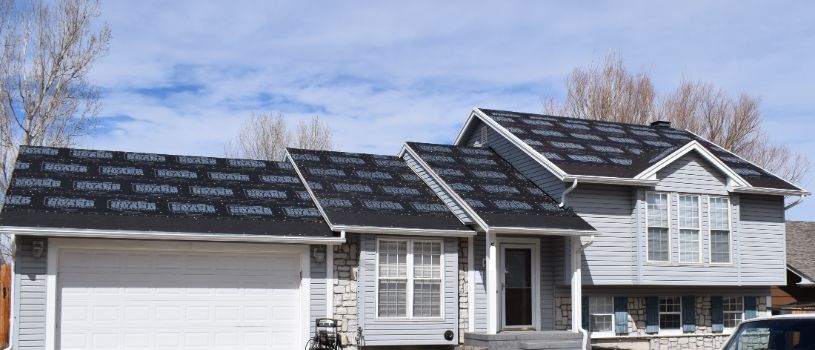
[1,108,806,350]
[772,221,815,314]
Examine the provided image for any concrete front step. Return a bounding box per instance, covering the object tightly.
[520,340,583,350]
[464,331,584,350]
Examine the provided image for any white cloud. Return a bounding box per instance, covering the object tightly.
[87,1,815,219]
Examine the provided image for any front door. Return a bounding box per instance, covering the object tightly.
[501,245,534,329]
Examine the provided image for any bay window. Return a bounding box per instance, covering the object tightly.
[678,194,701,263]
[377,239,443,318]
[647,192,670,262]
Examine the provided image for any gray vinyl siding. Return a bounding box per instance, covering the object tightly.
[310,245,328,334]
[738,195,786,285]
[14,236,48,350]
[569,184,637,285]
[540,236,564,330]
[358,234,459,346]
[473,233,487,332]
[655,153,729,195]
[403,152,474,224]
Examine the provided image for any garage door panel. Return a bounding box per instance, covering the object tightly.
[58,248,303,350]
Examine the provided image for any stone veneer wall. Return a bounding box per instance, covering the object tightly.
[333,238,360,349]
[555,295,769,350]
[458,238,469,342]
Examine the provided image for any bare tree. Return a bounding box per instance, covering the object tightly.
[545,53,656,125]
[226,112,334,161]
[295,115,333,151]
[0,0,110,193]
[545,54,809,185]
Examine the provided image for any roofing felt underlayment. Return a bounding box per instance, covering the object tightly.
[477,108,801,190]
[286,148,470,232]
[0,145,334,237]
[405,142,594,232]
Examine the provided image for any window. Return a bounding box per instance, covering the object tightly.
[647,192,670,262]
[589,296,614,333]
[678,194,701,263]
[377,239,443,318]
[710,196,732,264]
[413,241,442,317]
[723,296,744,328]
[659,297,682,329]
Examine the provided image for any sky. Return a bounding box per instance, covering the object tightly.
[85,1,815,219]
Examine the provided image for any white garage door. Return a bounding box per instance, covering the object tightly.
[57,247,304,350]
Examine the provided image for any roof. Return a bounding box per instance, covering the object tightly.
[786,221,815,282]
[0,146,334,238]
[404,142,594,232]
[470,108,802,191]
[286,148,471,233]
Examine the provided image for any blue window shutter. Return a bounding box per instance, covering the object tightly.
[614,297,629,335]
[582,296,590,330]
[682,296,696,333]
[745,296,758,320]
[645,296,659,334]
[712,296,724,333]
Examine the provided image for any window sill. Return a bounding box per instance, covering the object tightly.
[658,329,684,336]
[373,317,446,322]
[589,331,617,339]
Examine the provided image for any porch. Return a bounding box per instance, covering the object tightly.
[463,233,591,349]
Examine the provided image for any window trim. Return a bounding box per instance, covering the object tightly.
[722,296,745,331]
[588,296,616,337]
[374,238,445,320]
[658,296,683,335]
[645,191,672,264]
[708,195,733,265]
[677,194,702,265]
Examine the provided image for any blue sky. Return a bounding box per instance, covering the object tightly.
[86,1,815,219]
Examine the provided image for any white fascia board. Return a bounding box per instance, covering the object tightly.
[331,225,475,237]
[634,140,751,187]
[490,226,597,236]
[402,143,490,232]
[564,175,658,187]
[452,111,479,146]
[469,108,569,180]
[788,265,815,286]
[733,186,811,196]
[3,226,346,244]
[285,149,336,228]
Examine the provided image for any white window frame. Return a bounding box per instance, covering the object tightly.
[588,296,615,337]
[723,296,745,330]
[658,296,683,335]
[677,194,702,264]
[375,238,445,320]
[708,196,733,265]
[645,191,671,263]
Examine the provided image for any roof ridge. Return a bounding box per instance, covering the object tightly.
[477,107,674,130]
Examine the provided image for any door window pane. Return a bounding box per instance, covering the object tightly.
[504,248,532,326]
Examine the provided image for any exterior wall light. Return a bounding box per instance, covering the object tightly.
[32,240,44,258]
[312,246,326,263]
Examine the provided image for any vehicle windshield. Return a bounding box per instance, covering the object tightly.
[723,319,815,350]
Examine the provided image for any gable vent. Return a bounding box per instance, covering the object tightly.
[650,120,672,128]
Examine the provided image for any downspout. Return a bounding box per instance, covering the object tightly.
[785,194,808,210]
[560,178,578,208]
